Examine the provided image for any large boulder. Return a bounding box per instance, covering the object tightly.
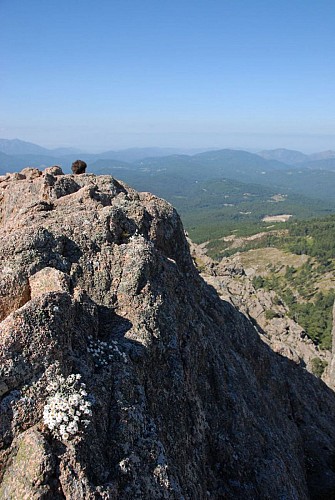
[1,170,335,498]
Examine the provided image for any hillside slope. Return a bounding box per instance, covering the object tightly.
[190,240,332,383]
[1,169,335,498]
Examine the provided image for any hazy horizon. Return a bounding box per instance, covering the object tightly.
[1,1,334,154]
[1,134,335,156]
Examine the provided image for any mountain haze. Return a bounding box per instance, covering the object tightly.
[257,148,309,165]
[0,139,213,171]
[258,148,335,166]
[0,138,81,157]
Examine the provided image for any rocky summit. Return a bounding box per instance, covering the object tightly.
[1,167,335,499]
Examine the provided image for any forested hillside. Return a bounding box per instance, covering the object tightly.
[202,215,335,351]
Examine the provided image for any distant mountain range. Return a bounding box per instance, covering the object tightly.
[1,138,335,206]
[2,138,335,247]
[0,138,212,171]
[257,148,335,165]
[0,138,82,156]
[1,139,335,171]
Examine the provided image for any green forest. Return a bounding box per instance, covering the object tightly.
[247,216,335,350]
[253,263,334,350]
[190,212,335,350]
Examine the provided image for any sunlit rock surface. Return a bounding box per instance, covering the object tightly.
[1,168,335,499]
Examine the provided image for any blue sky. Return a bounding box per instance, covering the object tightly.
[1,0,334,151]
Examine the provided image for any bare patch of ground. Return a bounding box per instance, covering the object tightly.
[262,214,292,222]
[219,230,285,251]
[235,247,309,276]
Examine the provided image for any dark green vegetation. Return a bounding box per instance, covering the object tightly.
[251,168,335,202]
[176,179,334,246]
[91,150,335,246]
[224,215,335,264]
[246,217,335,350]
[174,183,332,253]
[310,357,328,378]
[254,269,334,350]
[284,216,335,266]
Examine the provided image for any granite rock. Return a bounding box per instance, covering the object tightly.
[0,170,335,498]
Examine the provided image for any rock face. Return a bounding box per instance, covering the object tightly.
[329,302,335,387]
[1,168,335,499]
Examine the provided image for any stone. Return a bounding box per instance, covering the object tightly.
[0,277,31,322]
[43,165,64,176]
[0,172,335,498]
[0,428,55,499]
[328,302,335,387]
[0,381,8,397]
[20,168,42,180]
[29,267,70,298]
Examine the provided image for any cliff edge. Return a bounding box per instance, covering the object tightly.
[1,168,335,499]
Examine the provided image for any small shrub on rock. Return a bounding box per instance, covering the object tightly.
[43,373,92,441]
[265,309,278,321]
[310,357,328,378]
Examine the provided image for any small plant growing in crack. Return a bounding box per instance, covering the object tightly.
[87,335,128,367]
[43,373,93,442]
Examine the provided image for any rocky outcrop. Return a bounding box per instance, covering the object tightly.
[190,243,331,383]
[1,168,335,499]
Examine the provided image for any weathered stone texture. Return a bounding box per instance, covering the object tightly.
[29,267,70,298]
[0,169,335,499]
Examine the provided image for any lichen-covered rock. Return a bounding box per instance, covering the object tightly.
[29,266,70,298]
[0,170,335,499]
[44,165,64,176]
[20,167,42,180]
[0,427,56,499]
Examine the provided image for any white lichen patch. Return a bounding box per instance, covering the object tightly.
[43,373,92,442]
[87,335,128,367]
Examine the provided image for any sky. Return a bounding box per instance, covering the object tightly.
[1,0,334,152]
